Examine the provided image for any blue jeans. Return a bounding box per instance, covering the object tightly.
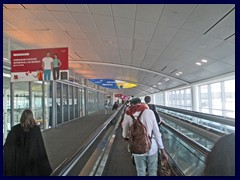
[44,69,51,81]
[133,152,158,176]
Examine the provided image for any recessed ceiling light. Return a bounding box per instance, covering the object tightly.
[196,62,202,65]
[178,72,182,74]
[153,85,156,87]
[106,40,113,44]
[201,59,208,63]
[158,82,162,85]
[176,73,180,76]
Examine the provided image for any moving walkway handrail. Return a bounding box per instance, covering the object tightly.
[162,121,211,157]
[159,111,223,142]
[50,105,125,176]
[156,105,234,127]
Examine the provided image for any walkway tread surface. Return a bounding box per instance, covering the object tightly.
[102,125,137,176]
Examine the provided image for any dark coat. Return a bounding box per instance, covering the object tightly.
[148,104,161,124]
[3,124,52,176]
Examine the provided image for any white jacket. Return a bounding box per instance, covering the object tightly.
[122,109,164,156]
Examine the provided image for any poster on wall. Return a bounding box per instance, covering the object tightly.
[11,47,68,82]
[88,79,137,89]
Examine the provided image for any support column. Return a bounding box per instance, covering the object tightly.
[163,91,167,106]
[42,81,45,130]
[152,94,156,104]
[84,79,88,115]
[192,85,199,112]
[52,81,56,128]
[10,82,14,127]
[97,86,100,111]
[29,82,32,109]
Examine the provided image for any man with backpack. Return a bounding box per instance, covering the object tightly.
[122,98,168,176]
[144,96,162,126]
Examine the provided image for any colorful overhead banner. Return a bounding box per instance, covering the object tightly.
[11,47,68,82]
[88,79,137,89]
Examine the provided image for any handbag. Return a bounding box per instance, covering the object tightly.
[159,159,172,176]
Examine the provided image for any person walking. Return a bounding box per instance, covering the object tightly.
[104,101,109,114]
[3,109,52,176]
[122,98,168,176]
[144,96,162,126]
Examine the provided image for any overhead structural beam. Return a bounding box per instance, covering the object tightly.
[69,60,190,85]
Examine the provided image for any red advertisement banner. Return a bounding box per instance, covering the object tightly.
[11,47,68,82]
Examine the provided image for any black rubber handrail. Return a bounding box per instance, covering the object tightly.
[156,105,235,127]
[50,105,125,176]
[159,110,227,137]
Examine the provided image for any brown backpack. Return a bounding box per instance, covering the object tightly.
[129,110,152,154]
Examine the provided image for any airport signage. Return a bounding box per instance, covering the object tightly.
[11,47,68,82]
[88,79,137,89]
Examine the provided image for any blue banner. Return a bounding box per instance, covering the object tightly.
[88,79,119,89]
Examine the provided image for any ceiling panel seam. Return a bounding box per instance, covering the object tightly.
[203,7,235,35]
[139,4,165,68]
[149,4,198,70]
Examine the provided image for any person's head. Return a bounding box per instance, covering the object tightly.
[54,53,58,58]
[130,98,141,105]
[46,51,51,57]
[20,109,36,131]
[203,133,235,176]
[144,96,151,104]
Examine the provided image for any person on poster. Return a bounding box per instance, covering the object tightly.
[53,53,62,80]
[42,51,53,81]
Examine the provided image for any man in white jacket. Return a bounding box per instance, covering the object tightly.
[122,98,168,176]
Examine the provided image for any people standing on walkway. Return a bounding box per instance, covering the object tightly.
[3,109,52,176]
[122,98,168,176]
[104,100,109,114]
[112,102,119,111]
[144,96,162,126]
[42,51,53,81]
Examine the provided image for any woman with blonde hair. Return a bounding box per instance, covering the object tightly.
[3,109,52,176]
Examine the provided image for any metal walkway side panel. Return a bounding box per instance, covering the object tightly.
[42,111,113,170]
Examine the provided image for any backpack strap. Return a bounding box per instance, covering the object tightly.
[137,110,144,121]
[130,110,145,122]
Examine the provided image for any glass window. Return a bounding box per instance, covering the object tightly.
[82,88,85,116]
[32,82,43,129]
[75,87,79,118]
[79,89,82,117]
[69,86,74,120]
[3,75,11,142]
[211,83,222,114]
[63,84,68,122]
[13,82,30,126]
[155,93,164,105]
[200,85,209,108]
[57,82,62,125]
[44,81,52,129]
[224,79,235,118]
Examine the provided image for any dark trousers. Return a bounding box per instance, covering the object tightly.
[53,67,59,80]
